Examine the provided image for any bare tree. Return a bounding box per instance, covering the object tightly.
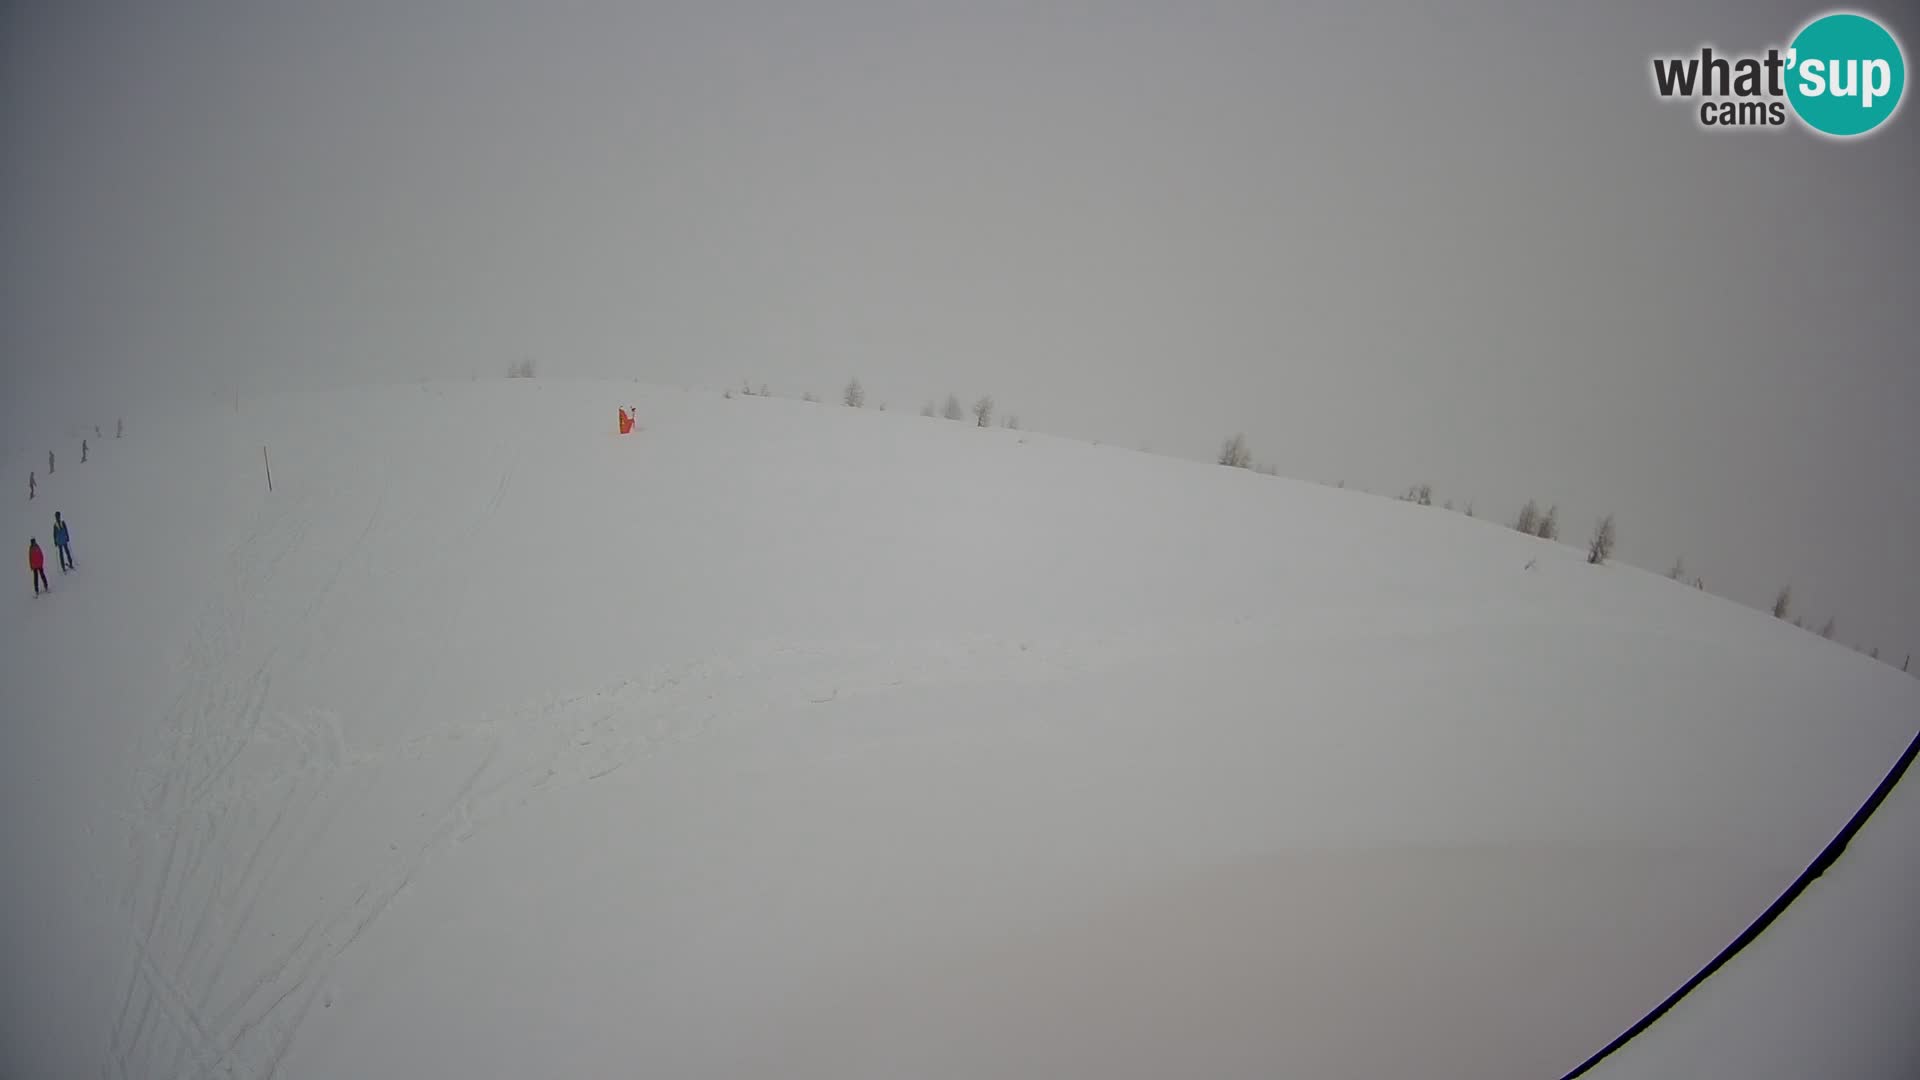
[943,394,965,421]
[507,358,536,378]
[1870,646,1880,660]
[1465,501,1474,517]
[1218,433,1252,469]
[1004,415,1020,430]
[1536,505,1559,541]
[1668,556,1686,580]
[802,391,819,403]
[921,400,936,417]
[972,396,993,427]
[1514,500,1540,535]
[1773,586,1792,620]
[1443,499,1454,511]
[1820,617,1836,640]
[843,378,865,408]
[1587,513,1615,565]
[742,378,755,396]
[759,383,769,398]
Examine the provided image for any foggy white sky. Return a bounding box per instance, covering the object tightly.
[2,0,1916,659]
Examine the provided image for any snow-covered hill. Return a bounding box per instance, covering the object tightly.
[3,380,1915,1079]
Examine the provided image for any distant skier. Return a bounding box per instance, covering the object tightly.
[48,450,54,474]
[28,538,49,595]
[81,439,89,463]
[27,472,35,500]
[53,513,73,572]
[116,419,123,439]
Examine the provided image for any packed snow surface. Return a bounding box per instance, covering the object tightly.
[3,380,1914,1079]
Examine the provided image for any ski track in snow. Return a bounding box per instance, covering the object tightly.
[99,496,1228,1079]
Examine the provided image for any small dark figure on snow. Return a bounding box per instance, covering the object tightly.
[81,439,89,463]
[48,450,54,474]
[53,513,73,572]
[28,538,49,595]
[116,419,124,439]
[95,425,102,439]
[28,472,35,500]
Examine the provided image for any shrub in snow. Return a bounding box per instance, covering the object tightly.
[507,359,536,379]
[921,401,937,417]
[1587,514,1615,565]
[973,396,993,427]
[943,394,965,421]
[1514,500,1540,535]
[1773,586,1792,620]
[1536,505,1559,541]
[1218,433,1251,469]
[844,378,864,408]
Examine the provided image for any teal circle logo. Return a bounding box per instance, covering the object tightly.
[1787,12,1906,137]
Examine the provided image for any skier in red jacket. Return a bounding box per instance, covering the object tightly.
[28,538,49,595]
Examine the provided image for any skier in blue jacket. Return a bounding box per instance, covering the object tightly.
[52,512,73,572]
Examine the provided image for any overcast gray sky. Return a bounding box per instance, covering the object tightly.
[3,0,1916,659]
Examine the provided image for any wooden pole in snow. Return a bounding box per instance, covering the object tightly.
[263,446,274,492]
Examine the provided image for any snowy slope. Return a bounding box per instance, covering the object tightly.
[2,380,1914,1080]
